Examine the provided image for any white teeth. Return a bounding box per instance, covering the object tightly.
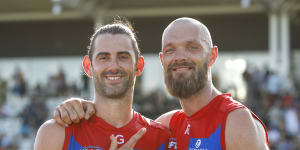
[107,77,121,80]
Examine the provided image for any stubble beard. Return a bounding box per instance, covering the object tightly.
[93,69,135,99]
[164,61,208,99]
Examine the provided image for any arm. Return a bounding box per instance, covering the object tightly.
[155,109,179,129]
[34,119,65,150]
[225,108,269,150]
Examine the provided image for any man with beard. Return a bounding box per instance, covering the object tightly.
[33,21,170,150]
[53,17,269,150]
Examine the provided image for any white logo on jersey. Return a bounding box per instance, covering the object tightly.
[195,139,201,148]
[113,134,125,144]
[168,138,177,149]
[184,124,191,135]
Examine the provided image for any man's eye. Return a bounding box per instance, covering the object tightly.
[98,56,108,60]
[188,45,198,50]
[165,48,175,53]
[119,55,129,59]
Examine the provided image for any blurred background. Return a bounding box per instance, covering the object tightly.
[0,0,300,149]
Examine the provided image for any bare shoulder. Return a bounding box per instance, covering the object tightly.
[155,109,181,129]
[34,119,66,150]
[225,108,269,150]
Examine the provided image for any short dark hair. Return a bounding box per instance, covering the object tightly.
[87,18,141,63]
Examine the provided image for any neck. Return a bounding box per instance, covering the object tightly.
[93,89,134,128]
[179,81,221,117]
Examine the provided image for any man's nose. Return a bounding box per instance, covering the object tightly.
[173,47,187,62]
[108,59,121,73]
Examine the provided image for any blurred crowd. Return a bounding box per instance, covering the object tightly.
[0,67,90,150]
[0,65,299,150]
[243,66,300,150]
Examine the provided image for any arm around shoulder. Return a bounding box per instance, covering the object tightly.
[155,109,180,129]
[225,108,269,150]
[34,119,66,150]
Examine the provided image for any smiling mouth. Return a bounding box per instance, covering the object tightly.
[104,75,125,83]
[172,66,193,71]
[106,76,121,80]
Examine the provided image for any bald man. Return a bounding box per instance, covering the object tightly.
[54,17,269,150]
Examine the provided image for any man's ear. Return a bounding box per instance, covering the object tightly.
[83,55,93,78]
[159,52,167,70]
[209,46,218,67]
[159,52,163,66]
[136,56,144,77]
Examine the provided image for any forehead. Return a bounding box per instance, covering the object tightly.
[162,22,209,48]
[93,34,134,55]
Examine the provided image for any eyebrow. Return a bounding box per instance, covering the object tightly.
[117,51,131,56]
[186,40,197,44]
[95,51,132,58]
[95,52,110,58]
[163,40,200,48]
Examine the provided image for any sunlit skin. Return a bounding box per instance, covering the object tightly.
[90,34,136,100]
[160,18,220,116]
[84,33,142,127]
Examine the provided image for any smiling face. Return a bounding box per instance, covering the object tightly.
[90,33,137,99]
[160,18,214,99]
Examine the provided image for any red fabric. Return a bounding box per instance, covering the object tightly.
[169,94,269,150]
[63,111,170,150]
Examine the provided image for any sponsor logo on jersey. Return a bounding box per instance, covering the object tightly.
[184,124,191,135]
[113,134,125,144]
[168,138,177,149]
[80,146,103,150]
[195,139,201,148]
[187,125,222,150]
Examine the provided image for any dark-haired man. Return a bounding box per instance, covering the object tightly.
[34,22,170,150]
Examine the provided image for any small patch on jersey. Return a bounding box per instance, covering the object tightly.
[68,134,103,150]
[168,138,177,150]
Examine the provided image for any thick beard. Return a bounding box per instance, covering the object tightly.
[164,61,208,99]
[93,69,134,99]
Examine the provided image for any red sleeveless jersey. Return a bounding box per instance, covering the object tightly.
[168,94,269,150]
[63,111,170,150]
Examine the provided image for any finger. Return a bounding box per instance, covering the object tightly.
[69,100,85,120]
[62,103,80,123]
[83,100,95,120]
[124,128,146,148]
[57,105,72,124]
[53,108,68,127]
[109,135,118,150]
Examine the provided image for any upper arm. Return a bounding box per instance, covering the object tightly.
[225,109,269,150]
[34,119,66,150]
[155,110,179,129]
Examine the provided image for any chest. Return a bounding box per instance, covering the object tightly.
[170,116,225,150]
[66,127,133,150]
[65,125,166,150]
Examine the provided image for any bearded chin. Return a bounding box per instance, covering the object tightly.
[165,62,208,99]
[93,72,135,99]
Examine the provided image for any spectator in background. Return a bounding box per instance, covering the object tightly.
[56,68,67,96]
[0,77,7,107]
[265,70,283,109]
[12,68,27,97]
[282,93,299,137]
[20,94,48,138]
